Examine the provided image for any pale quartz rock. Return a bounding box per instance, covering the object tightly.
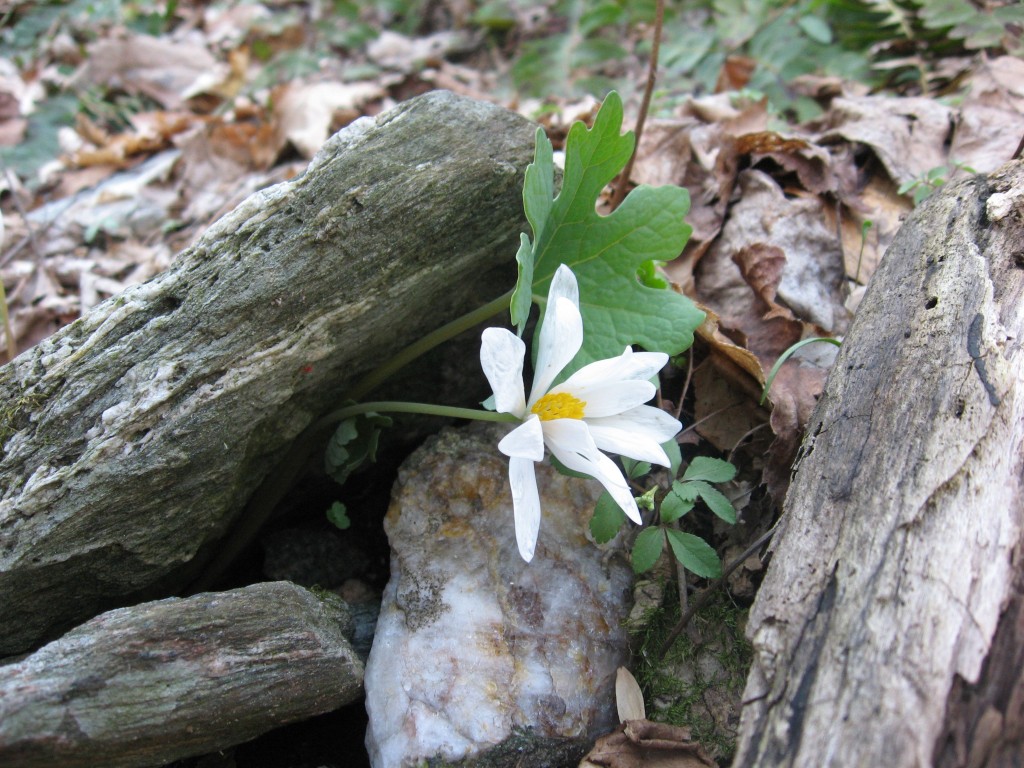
[364,424,634,768]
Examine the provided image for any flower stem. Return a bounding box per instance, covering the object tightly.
[319,400,518,429]
[346,288,515,402]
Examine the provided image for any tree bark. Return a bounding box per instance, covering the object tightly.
[0,91,536,656]
[0,581,363,768]
[733,161,1024,766]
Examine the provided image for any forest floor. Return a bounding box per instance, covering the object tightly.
[1,1,1022,765]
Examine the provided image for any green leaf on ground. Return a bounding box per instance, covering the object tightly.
[512,91,705,376]
[665,529,722,578]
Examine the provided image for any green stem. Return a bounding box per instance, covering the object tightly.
[346,288,515,402]
[319,401,518,429]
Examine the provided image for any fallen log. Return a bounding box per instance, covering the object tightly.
[733,160,1024,766]
[0,581,363,768]
[0,91,536,656]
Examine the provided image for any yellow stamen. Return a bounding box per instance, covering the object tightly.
[530,392,586,421]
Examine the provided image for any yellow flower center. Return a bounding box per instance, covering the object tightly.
[530,392,586,421]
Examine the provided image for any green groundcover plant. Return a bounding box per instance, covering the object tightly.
[323,92,736,574]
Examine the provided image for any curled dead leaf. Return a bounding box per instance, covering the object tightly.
[580,720,718,768]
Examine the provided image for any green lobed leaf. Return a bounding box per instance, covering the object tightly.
[681,456,737,484]
[632,526,665,574]
[326,501,351,530]
[665,529,722,578]
[590,491,628,543]
[324,411,393,485]
[513,92,705,377]
[688,480,737,524]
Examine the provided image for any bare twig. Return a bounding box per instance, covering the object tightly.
[609,0,665,210]
[727,422,771,465]
[673,348,694,420]
[678,401,743,438]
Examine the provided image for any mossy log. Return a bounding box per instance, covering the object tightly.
[0,91,536,656]
[733,161,1024,766]
[0,581,363,768]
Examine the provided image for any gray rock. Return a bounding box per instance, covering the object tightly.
[364,424,634,768]
[0,90,536,656]
[0,581,362,768]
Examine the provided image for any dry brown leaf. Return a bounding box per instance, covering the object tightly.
[825,171,911,287]
[691,356,766,454]
[694,170,848,352]
[733,243,790,321]
[77,32,222,111]
[812,95,953,187]
[763,362,827,504]
[580,720,718,768]
[948,56,1024,173]
[715,55,756,93]
[71,110,198,168]
[694,305,765,386]
[367,29,468,71]
[735,130,839,195]
[272,81,383,158]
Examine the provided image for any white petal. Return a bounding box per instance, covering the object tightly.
[587,405,681,466]
[542,419,642,525]
[549,263,580,307]
[528,295,583,406]
[508,456,541,562]
[480,327,527,416]
[498,415,545,461]
[553,379,656,418]
[587,425,671,466]
[589,406,682,445]
[562,348,668,390]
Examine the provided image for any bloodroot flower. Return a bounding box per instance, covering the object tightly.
[480,264,682,562]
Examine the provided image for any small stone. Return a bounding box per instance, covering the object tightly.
[364,424,635,768]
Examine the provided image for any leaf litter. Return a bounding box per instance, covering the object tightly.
[0,1,1022,761]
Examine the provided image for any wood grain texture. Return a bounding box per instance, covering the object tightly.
[0,581,363,768]
[733,161,1024,767]
[0,91,536,656]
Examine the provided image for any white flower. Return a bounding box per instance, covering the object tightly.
[480,264,682,562]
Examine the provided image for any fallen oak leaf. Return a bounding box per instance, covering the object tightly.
[579,719,719,768]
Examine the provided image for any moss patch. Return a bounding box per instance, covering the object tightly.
[631,585,752,762]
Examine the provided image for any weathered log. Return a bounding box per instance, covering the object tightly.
[733,161,1024,766]
[0,581,363,768]
[0,91,536,656]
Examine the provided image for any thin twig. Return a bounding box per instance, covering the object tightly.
[673,348,694,421]
[726,422,770,465]
[678,401,743,438]
[657,520,779,660]
[609,0,665,210]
